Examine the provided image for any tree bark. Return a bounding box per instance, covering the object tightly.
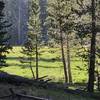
[36,35,39,79]
[97,71,100,91]
[60,32,68,83]
[29,56,35,79]
[66,34,72,83]
[87,0,96,92]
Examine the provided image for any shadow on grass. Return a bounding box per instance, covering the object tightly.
[7,57,82,62]
[7,57,62,62]
[7,64,59,69]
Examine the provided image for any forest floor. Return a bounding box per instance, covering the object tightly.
[0,71,100,100]
[0,81,98,100]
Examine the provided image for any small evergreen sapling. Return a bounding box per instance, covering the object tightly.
[20,39,35,79]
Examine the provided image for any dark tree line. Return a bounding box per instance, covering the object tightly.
[0,1,11,67]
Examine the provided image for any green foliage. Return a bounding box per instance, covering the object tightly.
[72,0,100,69]
[28,0,41,35]
[21,0,41,62]
[20,40,34,64]
[0,1,11,67]
[21,0,42,79]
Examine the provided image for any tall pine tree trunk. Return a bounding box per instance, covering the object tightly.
[29,56,35,79]
[36,35,39,79]
[60,32,68,83]
[87,0,96,92]
[66,34,72,83]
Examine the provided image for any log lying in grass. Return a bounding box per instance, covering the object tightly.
[14,93,48,100]
[34,76,48,81]
[0,88,49,100]
[0,71,100,100]
[0,71,51,87]
[9,88,49,100]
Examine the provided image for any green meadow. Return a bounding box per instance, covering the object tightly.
[0,46,88,83]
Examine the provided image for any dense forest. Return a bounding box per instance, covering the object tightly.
[0,0,100,100]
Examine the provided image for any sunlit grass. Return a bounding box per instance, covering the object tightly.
[0,46,89,83]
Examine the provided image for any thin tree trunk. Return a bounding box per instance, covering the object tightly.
[97,71,100,91]
[60,32,68,83]
[66,34,72,83]
[29,56,35,79]
[87,0,96,92]
[36,35,39,79]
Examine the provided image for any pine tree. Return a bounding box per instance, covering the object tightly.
[0,1,11,67]
[29,0,41,79]
[20,39,35,79]
[21,0,41,79]
[72,0,100,92]
[47,0,73,83]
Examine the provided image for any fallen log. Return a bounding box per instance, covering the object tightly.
[35,76,48,80]
[0,71,100,100]
[9,88,48,100]
[15,94,48,100]
[43,79,52,83]
[0,71,51,88]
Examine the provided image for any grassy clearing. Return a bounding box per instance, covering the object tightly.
[0,46,89,83]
